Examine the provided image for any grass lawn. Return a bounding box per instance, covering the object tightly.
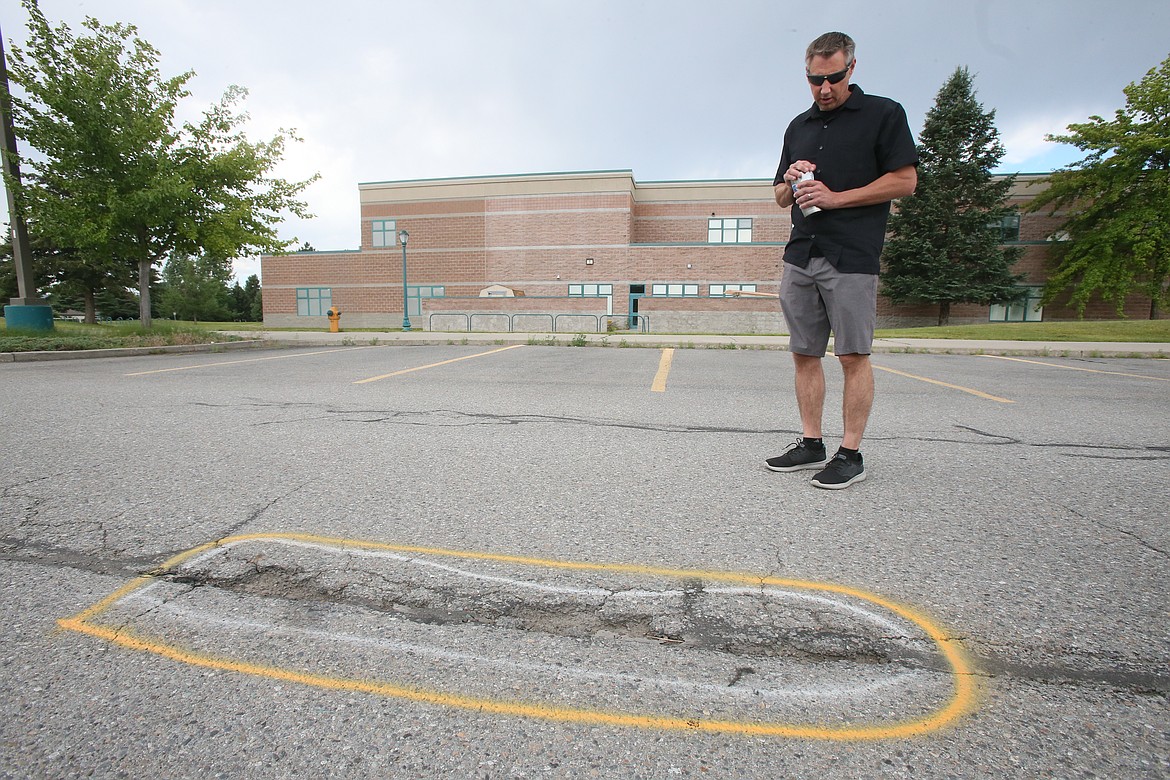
[874,320,1170,342]
[2,317,1169,353]
[0,319,244,353]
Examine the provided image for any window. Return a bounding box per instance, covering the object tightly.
[567,284,613,297]
[651,283,699,297]
[709,283,758,297]
[989,212,1020,242]
[371,219,397,248]
[569,283,613,314]
[707,218,752,244]
[296,287,332,316]
[407,285,444,317]
[989,286,1043,322]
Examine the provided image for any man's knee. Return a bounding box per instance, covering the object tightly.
[793,352,823,371]
[837,353,873,382]
[837,352,870,369]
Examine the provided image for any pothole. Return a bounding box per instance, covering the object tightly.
[158,544,938,668]
[61,533,977,738]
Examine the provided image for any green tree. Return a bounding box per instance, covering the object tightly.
[881,67,1024,325]
[6,0,317,328]
[1027,54,1170,318]
[1,230,127,321]
[157,253,232,322]
[93,283,140,320]
[249,283,263,322]
[225,273,262,321]
[243,273,262,321]
[0,237,25,301]
[43,245,133,321]
[228,281,248,320]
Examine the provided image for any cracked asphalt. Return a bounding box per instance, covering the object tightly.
[1,344,1168,778]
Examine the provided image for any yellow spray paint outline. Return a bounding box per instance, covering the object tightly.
[58,532,979,740]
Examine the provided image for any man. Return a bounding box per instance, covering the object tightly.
[766,31,918,489]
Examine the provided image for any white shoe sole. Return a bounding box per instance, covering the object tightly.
[810,470,867,489]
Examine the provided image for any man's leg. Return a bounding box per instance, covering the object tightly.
[792,352,826,439]
[765,351,829,472]
[809,352,871,489]
[837,353,874,450]
[768,258,833,473]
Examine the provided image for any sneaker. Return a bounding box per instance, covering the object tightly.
[810,452,867,490]
[765,438,828,472]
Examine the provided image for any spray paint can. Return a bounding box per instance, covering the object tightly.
[793,171,821,216]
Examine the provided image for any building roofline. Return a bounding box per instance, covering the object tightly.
[359,169,635,187]
[359,168,1043,190]
[637,178,772,186]
[355,168,1048,207]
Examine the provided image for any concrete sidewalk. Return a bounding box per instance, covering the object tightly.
[215,329,1170,358]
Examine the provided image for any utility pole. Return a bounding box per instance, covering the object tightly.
[0,22,52,330]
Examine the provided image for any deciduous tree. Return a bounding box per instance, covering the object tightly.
[157,253,232,322]
[1027,54,1170,318]
[6,0,316,327]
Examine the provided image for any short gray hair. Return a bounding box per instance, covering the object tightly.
[806,32,855,67]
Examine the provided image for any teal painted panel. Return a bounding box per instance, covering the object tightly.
[3,305,54,331]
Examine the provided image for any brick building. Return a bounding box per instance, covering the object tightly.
[259,169,1155,333]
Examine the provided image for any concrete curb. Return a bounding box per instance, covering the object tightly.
[214,330,1170,359]
[0,339,264,363]
[3,332,1168,361]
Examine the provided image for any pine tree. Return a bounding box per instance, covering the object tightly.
[243,274,262,322]
[881,67,1024,326]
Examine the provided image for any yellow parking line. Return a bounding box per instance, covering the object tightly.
[873,364,1014,403]
[978,354,1170,381]
[354,344,525,384]
[126,347,372,376]
[651,348,674,392]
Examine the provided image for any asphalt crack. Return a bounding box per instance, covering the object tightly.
[199,404,1169,459]
[1055,501,1169,558]
[0,536,164,577]
[213,481,315,541]
[971,646,1170,696]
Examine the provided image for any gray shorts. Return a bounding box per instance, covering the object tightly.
[779,256,878,357]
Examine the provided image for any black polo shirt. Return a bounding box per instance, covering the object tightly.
[774,85,918,274]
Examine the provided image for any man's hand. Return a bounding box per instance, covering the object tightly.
[774,161,817,208]
[793,176,832,211]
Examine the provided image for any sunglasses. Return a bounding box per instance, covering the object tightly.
[805,64,851,87]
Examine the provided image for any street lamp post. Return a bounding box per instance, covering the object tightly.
[398,229,411,331]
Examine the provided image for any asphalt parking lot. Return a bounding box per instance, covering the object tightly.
[2,343,1168,778]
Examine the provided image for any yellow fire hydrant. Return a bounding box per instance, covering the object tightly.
[327,305,342,333]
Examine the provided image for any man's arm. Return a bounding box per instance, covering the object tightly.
[813,165,917,210]
[774,181,795,208]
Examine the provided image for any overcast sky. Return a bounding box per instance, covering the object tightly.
[5,0,1169,282]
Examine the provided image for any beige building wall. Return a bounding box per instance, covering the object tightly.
[262,171,788,331]
[261,169,1161,332]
